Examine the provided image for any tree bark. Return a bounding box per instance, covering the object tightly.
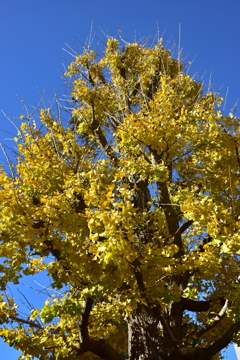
[127,308,171,360]
[125,304,239,360]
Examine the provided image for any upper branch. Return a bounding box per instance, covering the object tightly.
[90,104,118,164]
[157,181,183,256]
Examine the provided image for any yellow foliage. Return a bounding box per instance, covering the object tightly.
[0,36,239,359]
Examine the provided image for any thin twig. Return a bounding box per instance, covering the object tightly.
[228,165,235,215]
[0,142,15,178]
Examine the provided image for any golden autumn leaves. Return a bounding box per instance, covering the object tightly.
[0,37,239,359]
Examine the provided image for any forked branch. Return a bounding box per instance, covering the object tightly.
[77,297,121,360]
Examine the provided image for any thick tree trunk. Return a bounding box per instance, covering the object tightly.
[127,309,171,360]
[77,299,239,360]
[126,310,212,360]
[125,305,222,360]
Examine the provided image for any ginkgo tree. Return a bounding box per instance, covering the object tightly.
[0,37,240,360]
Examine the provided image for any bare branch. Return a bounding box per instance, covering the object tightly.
[175,220,193,236]
[182,298,225,312]
[0,142,15,179]
[11,316,43,329]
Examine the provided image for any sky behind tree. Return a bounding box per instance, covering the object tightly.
[0,0,239,359]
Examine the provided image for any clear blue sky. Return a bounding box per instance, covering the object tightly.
[0,0,239,359]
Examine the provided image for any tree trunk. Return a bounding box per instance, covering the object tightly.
[127,308,171,360]
[126,306,215,360]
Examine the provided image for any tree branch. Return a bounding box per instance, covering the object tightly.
[11,316,43,329]
[186,299,229,342]
[159,315,180,349]
[235,144,240,168]
[77,297,93,349]
[127,258,148,304]
[183,297,225,312]
[76,298,122,360]
[176,220,193,236]
[183,298,212,312]
[157,181,183,256]
[90,104,118,164]
[205,320,240,358]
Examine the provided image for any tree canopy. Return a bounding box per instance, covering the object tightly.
[0,37,239,360]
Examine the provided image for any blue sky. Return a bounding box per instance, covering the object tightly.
[0,0,239,359]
